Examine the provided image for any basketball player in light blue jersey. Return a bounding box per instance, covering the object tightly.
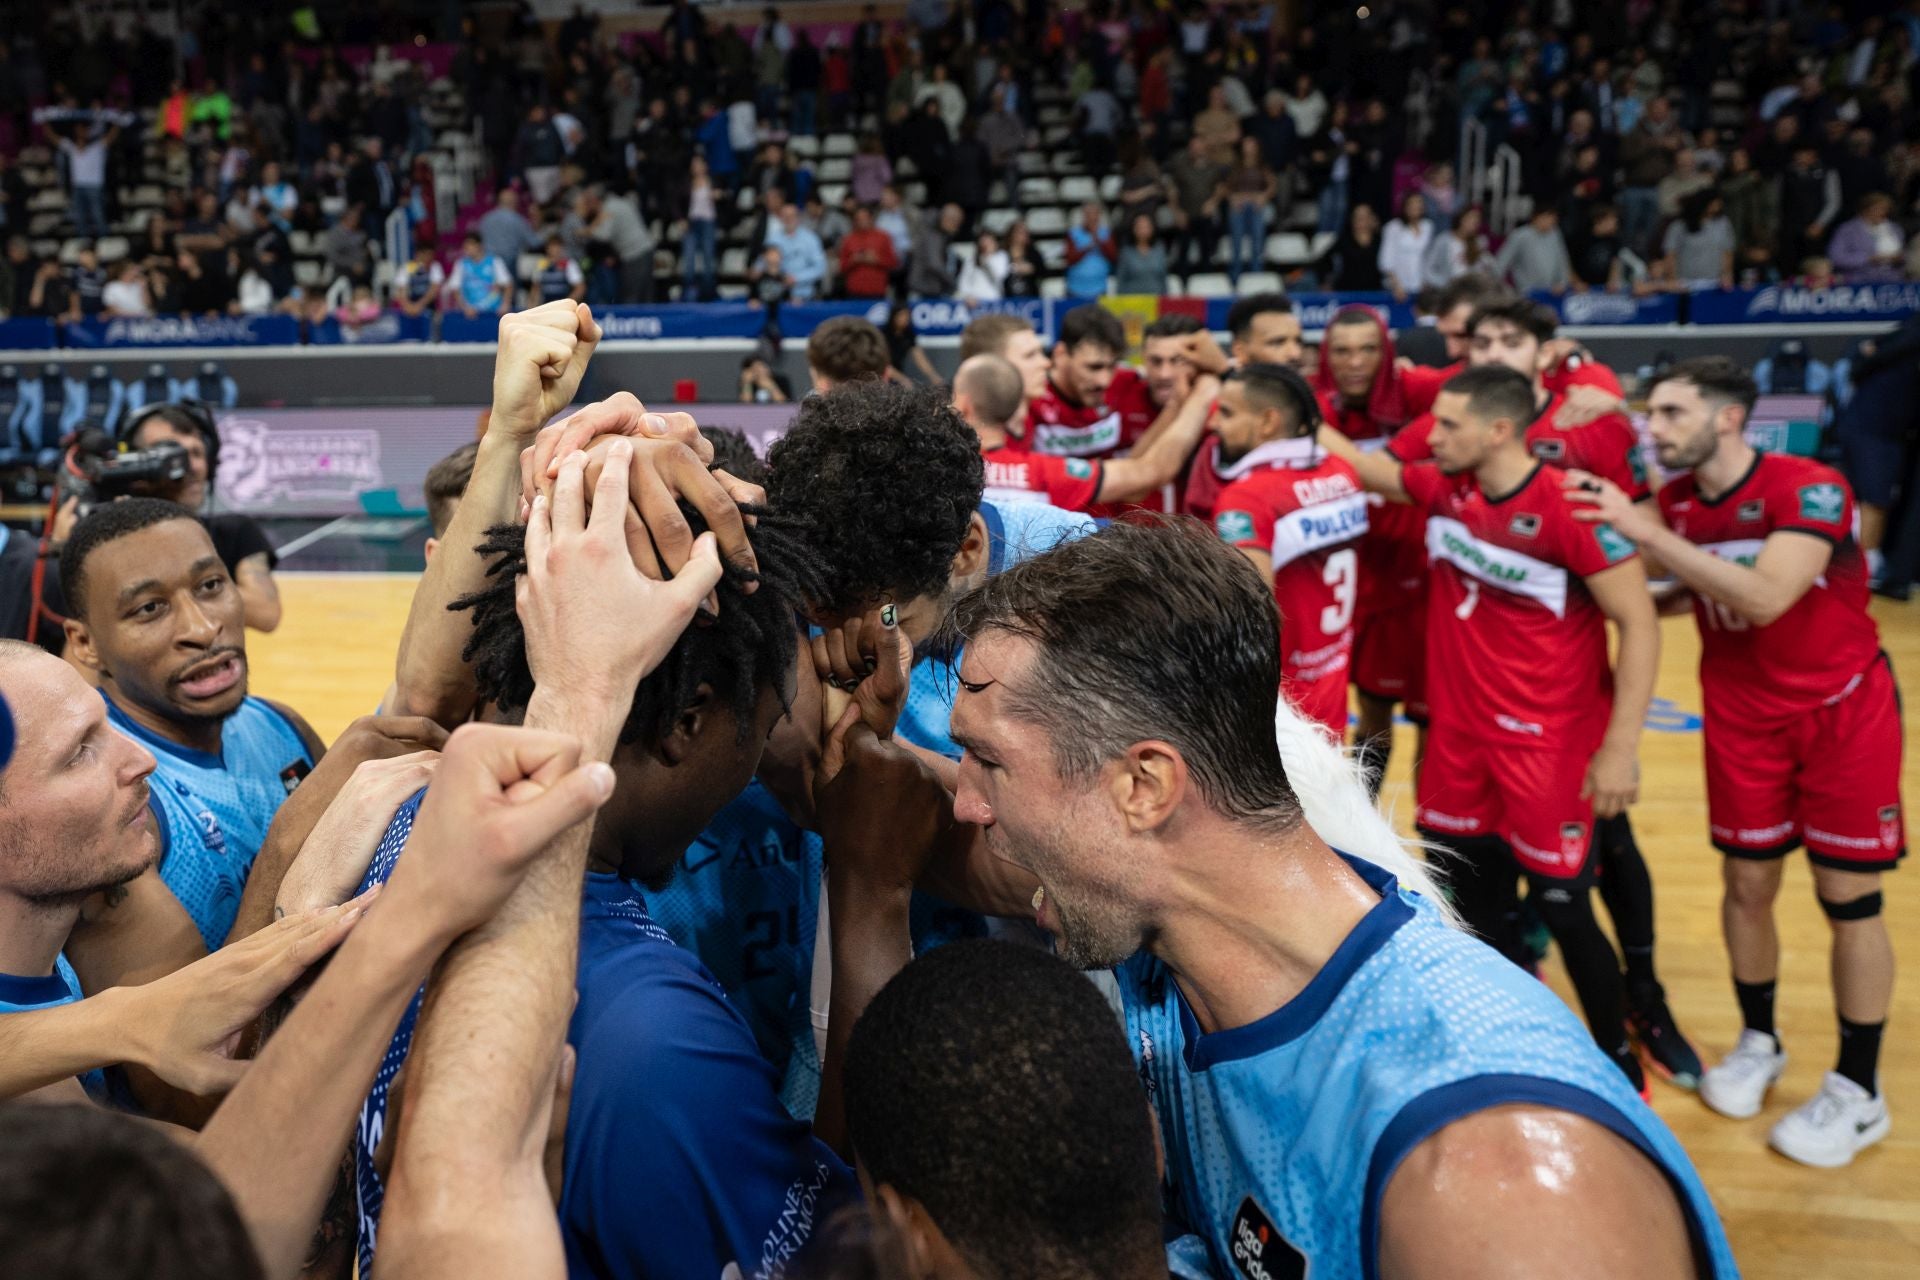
[938,519,1738,1280]
[59,499,322,954]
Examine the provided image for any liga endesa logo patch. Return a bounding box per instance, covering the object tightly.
[1229,1196,1307,1280]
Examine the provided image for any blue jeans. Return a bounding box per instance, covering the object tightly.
[790,91,817,137]
[71,185,107,239]
[1316,179,1349,236]
[681,218,718,300]
[1229,203,1268,282]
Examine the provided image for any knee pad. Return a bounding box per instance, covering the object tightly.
[1820,892,1884,922]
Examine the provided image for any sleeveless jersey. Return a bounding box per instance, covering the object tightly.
[104,692,312,950]
[452,254,508,310]
[1659,453,1880,729]
[394,260,442,304]
[1123,856,1739,1280]
[642,780,825,1118]
[1211,438,1369,736]
[1401,462,1632,750]
[531,255,582,303]
[0,954,107,1101]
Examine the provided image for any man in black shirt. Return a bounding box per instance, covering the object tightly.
[122,404,283,632]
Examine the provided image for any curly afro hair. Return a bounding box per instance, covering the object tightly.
[764,381,985,618]
[450,500,826,748]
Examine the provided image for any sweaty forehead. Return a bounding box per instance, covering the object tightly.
[86,518,219,594]
[952,632,1038,742]
[0,650,93,763]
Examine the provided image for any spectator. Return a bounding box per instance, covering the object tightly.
[1778,143,1842,271]
[66,245,108,320]
[477,188,539,268]
[885,302,942,385]
[332,282,383,328]
[1720,148,1779,281]
[1307,101,1355,234]
[1166,134,1226,274]
[233,253,278,316]
[1495,205,1574,293]
[344,137,396,227]
[875,184,917,265]
[0,237,33,317]
[907,203,963,298]
[748,244,791,334]
[837,204,897,300]
[1829,193,1907,282]
[806,193,851,252]
[1194,84,1242,166]
[806,315,890,390]
[903,98,954,197]
[738,354,791,403]
[255,161,297,223]
[576,185,656,304]
[1421,161,1462,231]
[57,120,119,240]
[514,104,567,205]
[916,62,967,136]
[1002,218,1043,299]
[1378,191,1435,298]
[27,254,72,318]
[100,262,151,318]
[1075,76,1124,177]
[823,35,852,131]
[978,89,1025,200]
[1656,149,1713,222]
[1423,204,1494,287]
[1659,190,1736,289]
[1063,202,1117,299]
[320,206,372,286]
[1249,89,1300,178]
[956,230,1009,305]
[1222,135,1277,286]
[945,121,993,229]
[1114,214,1169,295]
[1319,202,1385,292]
[763,202,827,301]
[850,133,892,206]
[1567,204,1644,292]
[681,155,720,301]
[171,246,235,316]
[788,31,821,137]
[524,233,586,306]
[443,232,513,317]
[392,242,446,317]
[1618,95,1682,255]
[698,100,741,189]
[752,19,786,124]
[1836,125,1890,215]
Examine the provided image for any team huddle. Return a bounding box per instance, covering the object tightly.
[0,291,1895,1279]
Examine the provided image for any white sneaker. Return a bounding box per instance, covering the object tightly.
[1769,1072,1891,1168]
[1699,1029,1787,1119]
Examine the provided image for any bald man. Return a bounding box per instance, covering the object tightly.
[956,354,1219,513]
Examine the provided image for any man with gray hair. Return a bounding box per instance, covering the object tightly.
[953,353,1217,513]
[931,518,1737,1279]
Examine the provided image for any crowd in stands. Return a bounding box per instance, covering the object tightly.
[0,0,1918,326]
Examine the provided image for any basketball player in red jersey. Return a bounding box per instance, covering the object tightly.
[1209,365,1369,739]
[954,354,1218,513]
[1385,297,1699,1088]
[1568,356,1900,1169]
[1306,306,1426,791]
[1026,304,1160,461]
[1178,294,1313,519]
[1322,364,1662,1094]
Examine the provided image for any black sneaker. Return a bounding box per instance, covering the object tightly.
[1609,1036,1650,1102]
[1627,980,1703,1090]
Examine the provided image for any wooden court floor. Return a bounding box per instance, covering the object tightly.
[251,572,1920,1277]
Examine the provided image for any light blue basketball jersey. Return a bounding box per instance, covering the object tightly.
[1122,856,1739,1280]
[104,692,313,950]
[0,954,107,1101]
[896,498,1096,759]
[641,780,826,1118]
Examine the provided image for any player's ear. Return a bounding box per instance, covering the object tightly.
[873,1183,958,1280]
[950,511,990,581]
[658,683,714,766]
[1112,740,1186,834]
[64,618,104,677]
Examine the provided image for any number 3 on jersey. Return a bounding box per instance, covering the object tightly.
[1320,548,1358,633]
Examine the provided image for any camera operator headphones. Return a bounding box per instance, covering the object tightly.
[1230,362,1324,437]
[120,398,221,486]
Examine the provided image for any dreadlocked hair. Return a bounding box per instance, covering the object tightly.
[451,501,828,747]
